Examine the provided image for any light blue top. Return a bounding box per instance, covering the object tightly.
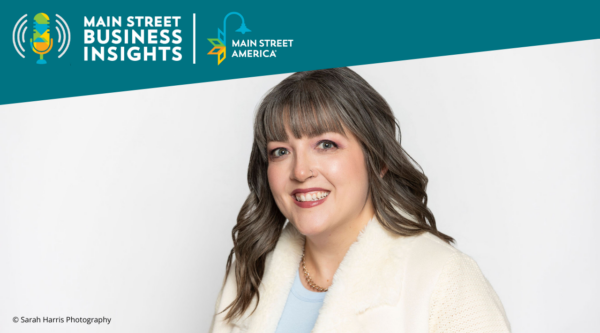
[274,269,327,333]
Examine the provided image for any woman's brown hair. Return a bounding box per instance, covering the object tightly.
[219,67,454,322]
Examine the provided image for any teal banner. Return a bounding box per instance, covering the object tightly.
[1,0,598,105]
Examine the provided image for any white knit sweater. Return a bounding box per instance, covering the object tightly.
[210,214,511,333]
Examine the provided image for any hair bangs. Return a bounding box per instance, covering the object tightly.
[261,82,347,145]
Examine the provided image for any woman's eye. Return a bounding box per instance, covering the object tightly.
[317,140,338,150]
[271,148,288,158]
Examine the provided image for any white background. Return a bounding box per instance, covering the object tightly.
[1,39,598,332]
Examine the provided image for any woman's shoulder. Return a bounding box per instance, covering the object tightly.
[398,231,511,331]
[393,230,491,295]
[403,231,494,286]
[400,231,463,274]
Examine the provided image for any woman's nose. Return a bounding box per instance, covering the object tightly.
[291,151,315,182]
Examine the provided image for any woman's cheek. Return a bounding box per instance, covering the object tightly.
[341,162,368,195]
[319,153,344,174]
[266,165,279,195]
[269,165,288,197]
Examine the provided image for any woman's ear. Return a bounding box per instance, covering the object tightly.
[379,164,388,178]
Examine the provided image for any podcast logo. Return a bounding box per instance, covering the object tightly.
[207,12,251,65]
[12,13,71,64]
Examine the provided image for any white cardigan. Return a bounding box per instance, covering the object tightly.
[209,215,511,333]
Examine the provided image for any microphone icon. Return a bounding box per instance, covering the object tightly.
[30,13,53,64]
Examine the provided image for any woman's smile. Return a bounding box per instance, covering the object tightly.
[291,188,331,208]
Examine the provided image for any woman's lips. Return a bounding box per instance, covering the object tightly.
[292,189,330,208]
[291,187,329,195]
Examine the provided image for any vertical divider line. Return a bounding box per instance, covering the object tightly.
[193,13,196,64]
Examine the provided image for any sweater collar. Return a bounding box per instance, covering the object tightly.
[239,213,415,333]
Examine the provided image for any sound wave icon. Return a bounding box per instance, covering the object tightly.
[12,13,70,60]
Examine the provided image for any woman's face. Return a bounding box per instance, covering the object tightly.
[267,124,373,237]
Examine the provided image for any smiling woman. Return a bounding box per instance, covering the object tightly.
[267,128,374,240]
[209,67,511,333]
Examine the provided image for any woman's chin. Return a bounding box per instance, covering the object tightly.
[291,220,330,237]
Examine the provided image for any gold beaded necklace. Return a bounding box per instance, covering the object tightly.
[301,244,328,292]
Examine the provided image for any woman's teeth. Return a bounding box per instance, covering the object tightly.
[295,191,330,202]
